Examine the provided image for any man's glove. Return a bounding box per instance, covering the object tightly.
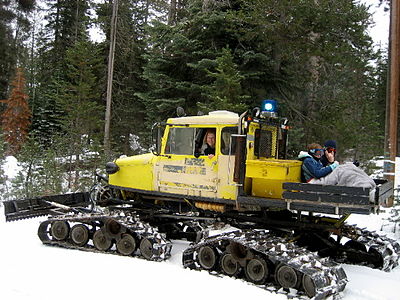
[330,162,339,170]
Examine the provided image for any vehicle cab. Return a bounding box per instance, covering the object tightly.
[154,111,240,201]
[108,103,301,207]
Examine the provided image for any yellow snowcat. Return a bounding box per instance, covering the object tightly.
[4,100,399,299]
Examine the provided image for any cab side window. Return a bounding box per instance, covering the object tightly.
[194,128,216,156]
[165,127,195,155]
[221,127,237,155]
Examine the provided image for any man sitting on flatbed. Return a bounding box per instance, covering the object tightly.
[298,143,375,189]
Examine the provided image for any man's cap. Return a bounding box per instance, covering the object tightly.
[324,140,337,149]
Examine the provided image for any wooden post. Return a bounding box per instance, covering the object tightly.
[104,0,119,158]
[385,0,400,206]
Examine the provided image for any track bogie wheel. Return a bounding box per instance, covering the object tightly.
[51,221,70,241]
[368,247,384,269]
[197,245,218,270]
[345,240,367,252]
[93,229,112,251]
[93,185,113,207]
[139,238,154,260]
[70,224,90,246]
[302,274,316,298]
[220,253,240,276]
[276,264,299,289]
[105,219,122,237]
[227,241,251,266]
[117,233,137,256]
[245,256,269,284]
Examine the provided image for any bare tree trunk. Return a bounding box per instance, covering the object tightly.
[123,132,130,155]
[55,0,61,44]
[144,0,150,25]
[104,0,119,158]
[68,154,73,190]
[74,0,80,42]
[30,12,36,105]
[168,0,177,25]
[25,160,33,198]
[303,30,322,143]
[75,154,80,190]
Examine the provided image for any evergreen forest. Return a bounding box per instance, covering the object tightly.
[0,0,391,198]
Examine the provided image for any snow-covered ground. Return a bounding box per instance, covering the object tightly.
[1,154,400,300]
[0,209,399,300]
[3,165,397,294]
[2,104,400,300]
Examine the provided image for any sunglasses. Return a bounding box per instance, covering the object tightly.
[326,147,336,153]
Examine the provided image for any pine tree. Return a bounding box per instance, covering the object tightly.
[30,0,93,145]
[54,38,104,190]
[1,67,31,155]
[195,48,248,113]
[60,39,103,139]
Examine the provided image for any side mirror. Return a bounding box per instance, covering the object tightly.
[176,106,186,117]
[151,122,164,156]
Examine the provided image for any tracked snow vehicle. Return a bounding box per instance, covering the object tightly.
[4,100,399,299]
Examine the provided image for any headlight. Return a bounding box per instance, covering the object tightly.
[105,162,119,174]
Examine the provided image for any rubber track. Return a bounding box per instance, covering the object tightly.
[38,210,172,261]
[342,225,400,271]
[183,230,347,300]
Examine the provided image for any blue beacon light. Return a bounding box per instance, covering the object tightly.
[260,99,278,118]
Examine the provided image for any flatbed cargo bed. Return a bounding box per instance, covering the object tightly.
[238,179,393,215]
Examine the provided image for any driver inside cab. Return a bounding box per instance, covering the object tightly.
[201,129,216,158]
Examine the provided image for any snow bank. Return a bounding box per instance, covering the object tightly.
[3,156,21,179]
[1,208,400,300]
[0,209,285,300]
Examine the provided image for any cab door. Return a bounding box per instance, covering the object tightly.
[216,126,239,200]
[154,126,218,198]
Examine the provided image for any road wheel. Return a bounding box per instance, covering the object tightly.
[220,253,240,276]
[197,246,218,270]
[140,238,154,260]
[93,229,112,251]
[51,221,70,241]
[302,274,316,298]
[70,224,89,246]
[117,234,137,256]
[276,265,298,289]
[245,257,269,284]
